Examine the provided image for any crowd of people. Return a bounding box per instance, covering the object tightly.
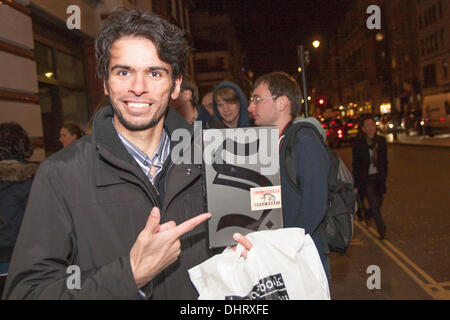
[0,7,388,300]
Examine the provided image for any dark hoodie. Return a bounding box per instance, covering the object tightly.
[212,81,251,128]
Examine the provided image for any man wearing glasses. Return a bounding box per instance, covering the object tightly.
[248,72,331,281]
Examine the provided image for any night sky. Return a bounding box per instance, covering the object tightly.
[194,0,354,77]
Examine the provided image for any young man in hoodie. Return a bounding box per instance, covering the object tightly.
[248,72,331,281]
[212,81,251,128]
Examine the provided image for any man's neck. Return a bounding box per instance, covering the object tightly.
[113,115,164,157]
[176,102,196,124]
[277,116,293,136]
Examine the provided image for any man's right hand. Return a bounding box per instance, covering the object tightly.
[130,207,211,289]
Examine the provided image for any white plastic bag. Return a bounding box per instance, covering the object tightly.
[188,228,330,300]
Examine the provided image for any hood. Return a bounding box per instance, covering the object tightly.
[0,160,39,182]
[212,81,250,128]
[292,117,327,142]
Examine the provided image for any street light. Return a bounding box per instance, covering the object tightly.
[298,40,320,117]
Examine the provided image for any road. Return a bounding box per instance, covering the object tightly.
[329,144,450,300]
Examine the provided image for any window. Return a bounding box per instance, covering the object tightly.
[443,59,448,80]
[438,1,443,19]
[33,21,89,154]
[423,64,437,88]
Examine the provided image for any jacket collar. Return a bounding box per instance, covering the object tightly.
[91,105,194,187]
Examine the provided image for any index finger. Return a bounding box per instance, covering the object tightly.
[171,213,211,239]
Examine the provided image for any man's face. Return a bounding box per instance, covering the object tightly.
[362,118,377,138]
[201,92,213,115]
[104,36,181,131]
[215,96,240,128]
[248,82,279,126]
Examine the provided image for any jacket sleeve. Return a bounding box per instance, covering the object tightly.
[295,130,330,235]
[2,160,145,300]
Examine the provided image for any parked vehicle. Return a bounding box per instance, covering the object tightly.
[321,118,346,148]
[341,117,360,143]
[421,93,450,135]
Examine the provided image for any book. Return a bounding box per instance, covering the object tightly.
[202,126,283,248]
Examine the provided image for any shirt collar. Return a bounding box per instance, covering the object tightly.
[112,118,170,180]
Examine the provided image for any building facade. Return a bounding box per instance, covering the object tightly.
[190,8,250,98]
[416,0,450,97]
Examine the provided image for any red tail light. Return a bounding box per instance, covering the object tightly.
[440,117,445,122]
[347,123,354,127]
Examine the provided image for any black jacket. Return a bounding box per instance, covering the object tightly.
[352,134,388,194]
[3,106,210,300]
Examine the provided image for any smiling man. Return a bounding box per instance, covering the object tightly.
[3,8,250,300]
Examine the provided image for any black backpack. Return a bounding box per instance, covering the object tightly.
[282,120,356,254]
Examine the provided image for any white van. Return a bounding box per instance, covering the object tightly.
[422,92,450,130]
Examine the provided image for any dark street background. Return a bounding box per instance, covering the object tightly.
[330,144,450,299]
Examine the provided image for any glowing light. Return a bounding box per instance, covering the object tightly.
[380,103,391,114]
[312,40,320,48]
[45,72,53,78]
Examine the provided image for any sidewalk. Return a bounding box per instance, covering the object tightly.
[381,132,450,148]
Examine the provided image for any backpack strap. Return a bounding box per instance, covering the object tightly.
[282,122,327,195]
[282,122,331,253]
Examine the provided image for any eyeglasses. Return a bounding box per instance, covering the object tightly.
[249,95,278,105]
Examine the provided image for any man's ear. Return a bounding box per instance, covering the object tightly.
[103,82,109,96]
[277,96,290,113]
[170,76,182,100]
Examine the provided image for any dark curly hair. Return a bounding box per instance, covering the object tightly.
[95,7,189,89]
[0,122,33,161]
[61,122,83,139]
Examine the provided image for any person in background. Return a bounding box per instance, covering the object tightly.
[0,122,39,278]
[169,75,213,124]
[59,122,83,148]
[352,115,388,240]
[248,72,331,281]
[200,91,214,116]
[212,81,251,128]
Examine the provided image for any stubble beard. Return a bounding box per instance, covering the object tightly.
[112,101,167,131]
